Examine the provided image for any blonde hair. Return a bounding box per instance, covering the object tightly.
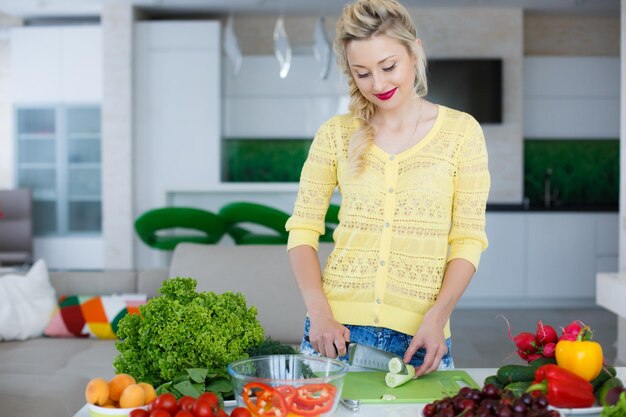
[334,0,428,176]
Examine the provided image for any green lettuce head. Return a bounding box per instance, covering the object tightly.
[114,277,265,386]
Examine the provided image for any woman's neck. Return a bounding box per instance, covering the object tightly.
[373,96,421,130]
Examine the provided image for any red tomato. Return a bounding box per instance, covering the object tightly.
[150,410,172,417]
[129,410,150,417]
[230,407,252,417]
[213,410,228,417]
[192,401,214,417]
[154,393,179,414]
[198,392,220,409]
[174,411,194,417]
[177,396,196,412]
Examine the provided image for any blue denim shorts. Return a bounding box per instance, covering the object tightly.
[299,317,454,369]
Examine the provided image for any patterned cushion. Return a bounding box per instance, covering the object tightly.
[43,294,147,339]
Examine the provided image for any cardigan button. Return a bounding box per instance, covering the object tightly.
[388,187,394,193]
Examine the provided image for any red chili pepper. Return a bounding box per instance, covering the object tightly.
[527,364,595,408]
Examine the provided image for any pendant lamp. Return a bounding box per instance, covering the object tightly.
[273,17,291,79]
[223,14,242,76]
[313,17,331,80]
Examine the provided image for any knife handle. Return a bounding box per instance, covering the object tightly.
[304,335,351,350]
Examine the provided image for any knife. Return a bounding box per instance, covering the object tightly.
[303,336,408,374]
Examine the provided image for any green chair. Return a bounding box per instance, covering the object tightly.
[218,202,290,245]
[320,203,340,243]
[134,207,227,250]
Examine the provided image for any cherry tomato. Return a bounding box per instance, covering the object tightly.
[130,410,150,417]
[150,410,172,417]
[154,393,179,414]
[177,396,196,412]
[192,401,214,417]
[174,411,194,417]
[198,392,220,409]
[230,407,252,417]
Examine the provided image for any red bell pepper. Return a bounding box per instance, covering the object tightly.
[242,382,289,417]
[527,364,595,408]
[289,383,336,416]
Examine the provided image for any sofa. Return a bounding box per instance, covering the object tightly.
[0,242,333,417]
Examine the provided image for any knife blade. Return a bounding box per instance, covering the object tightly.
[303,336,408,374]
[347,342,408,374]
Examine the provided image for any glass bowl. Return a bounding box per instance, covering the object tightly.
[228,355,350,417]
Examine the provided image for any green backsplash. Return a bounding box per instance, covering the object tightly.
[524,139,619,208]
[223,138,620,209]
[222,138,312,182]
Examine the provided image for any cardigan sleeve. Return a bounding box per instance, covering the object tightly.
[285,117,339,251]
[447,116,490,270]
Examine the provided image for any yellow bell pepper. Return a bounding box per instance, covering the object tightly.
[555,326,604,381]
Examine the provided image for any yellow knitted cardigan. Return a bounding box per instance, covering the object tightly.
[286,106,490,337]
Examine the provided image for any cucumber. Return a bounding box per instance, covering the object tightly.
[496,365,537,384]
[385,364,416,388]
[504,381,532,397]
[484,375,504,389]
[388,357,406,374]
[599,377,624,406]
[592,365,618,393]
[529,357,557,368]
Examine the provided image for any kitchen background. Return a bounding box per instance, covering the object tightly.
[0,1,623,313]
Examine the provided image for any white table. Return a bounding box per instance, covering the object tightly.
[73,368,625,417]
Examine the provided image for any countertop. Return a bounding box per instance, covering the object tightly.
[73,367,626,417]
[487,203,618,212]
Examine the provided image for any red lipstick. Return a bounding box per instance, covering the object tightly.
[374,88,397,101]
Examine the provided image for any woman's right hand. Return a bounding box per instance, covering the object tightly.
[308,316,350,359]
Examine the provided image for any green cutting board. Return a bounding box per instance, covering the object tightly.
[341,370,479,403]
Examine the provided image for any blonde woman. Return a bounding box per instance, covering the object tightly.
[286,0,490,377]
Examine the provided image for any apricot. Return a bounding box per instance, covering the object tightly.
[101,397,114,407]
[85,378,110,406]
[138,382,157,404]
[119,384,146,408]
[109,373,136,402]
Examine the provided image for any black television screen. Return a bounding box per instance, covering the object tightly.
[426,58,502,124]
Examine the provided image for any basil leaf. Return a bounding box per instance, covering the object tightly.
[187,368,208,383]
[174,380,202,398]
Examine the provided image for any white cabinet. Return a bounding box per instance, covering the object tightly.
[526,214,596,299]
[464,213,526,300]
[134,20,221,205]
[134,20,221,268]
[523,57,619,138]
[460,212,618,308]
[223,55,349,138]
[11,26,102,102]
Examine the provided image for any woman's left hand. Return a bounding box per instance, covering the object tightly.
[404,312,447,378]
